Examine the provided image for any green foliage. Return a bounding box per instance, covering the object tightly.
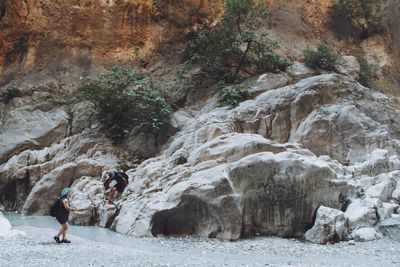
[302,44,341,71]
[78,66,172,141]
[354,50,376,87]
[216,83,249,108]
[0,87,21,103]
[329,0,384,39]
[184,0,291,83]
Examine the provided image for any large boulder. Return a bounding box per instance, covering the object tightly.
[68,177,105,226]
[229,151,353,237]
[304,206,349,244]
[112,134,355,240]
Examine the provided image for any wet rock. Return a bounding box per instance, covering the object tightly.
[304,206,349,244]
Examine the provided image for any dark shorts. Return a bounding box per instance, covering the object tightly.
[56,214,69,225]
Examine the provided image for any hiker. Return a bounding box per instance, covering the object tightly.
[52,187,76,244]
[103,171,129,204]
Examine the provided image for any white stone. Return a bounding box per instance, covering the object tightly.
[345,198,379,229]
[250,72,290,97]
[286,62,316,76]
[349,227,383,242]
[304,206,349,244]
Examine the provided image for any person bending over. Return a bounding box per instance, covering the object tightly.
[104,171,129,204]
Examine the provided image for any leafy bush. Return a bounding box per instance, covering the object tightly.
[354,50,376,87]
[0,87,21,103]
[216,83,249,108]
[78,66,172,141]
[184,0,291,83]
[329,0,384,39]
[302,44,341,71]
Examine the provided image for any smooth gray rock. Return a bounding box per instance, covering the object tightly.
[250,72,291,97]
[0,107,68,163]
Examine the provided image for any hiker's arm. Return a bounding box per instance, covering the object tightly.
[62,199,76,212]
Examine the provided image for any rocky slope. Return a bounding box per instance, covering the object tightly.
[3,65,400,243]
[1,0,400,245]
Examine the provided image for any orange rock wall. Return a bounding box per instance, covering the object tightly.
[0,0,224,74]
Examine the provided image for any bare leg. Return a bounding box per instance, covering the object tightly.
[106,188,117,204]
[61,223,68,240]
[56,224,65,239]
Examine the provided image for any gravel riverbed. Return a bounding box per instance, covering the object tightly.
[1,214,399,267]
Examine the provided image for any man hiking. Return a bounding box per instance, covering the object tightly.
[51,187,76,243]
[104,171,129,204]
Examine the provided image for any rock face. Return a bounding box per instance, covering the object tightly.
[0,0,224,78]
[0,106,68,164]
[2,73,400,244]
[110,74,400,241]
[0,131,117,212]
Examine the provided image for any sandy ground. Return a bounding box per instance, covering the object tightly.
[1,215,400,267]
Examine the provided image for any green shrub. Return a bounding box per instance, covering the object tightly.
[329,0,384,39]
[216,83,249,108]
[0,87,21,103]
[78,66,172,141]
[354,50,376,87]
[302,44,341,71]
[184,0,291,83]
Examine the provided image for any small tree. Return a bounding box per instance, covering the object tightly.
[329,0,384,39]
[216,83,249,108]
[79,67,172,141]
[302,44,341,71]
[354,50,376,87]
[184,0,291,83]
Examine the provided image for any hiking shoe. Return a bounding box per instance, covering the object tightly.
[61,239,71,243]
[54,236,61,244]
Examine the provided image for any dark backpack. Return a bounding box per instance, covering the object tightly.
[104,172,129,189]
[118,172,129,185]
[49,198,60,217]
